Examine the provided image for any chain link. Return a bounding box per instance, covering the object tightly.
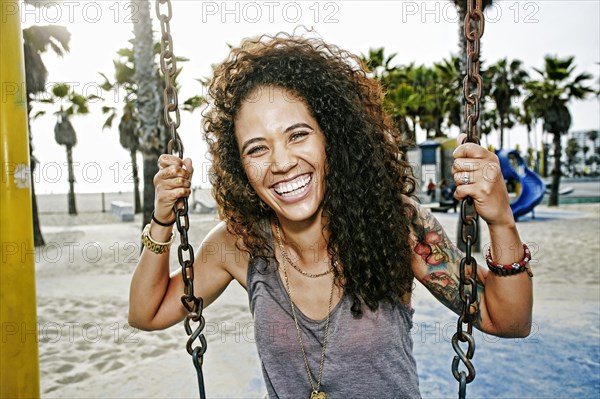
[462,0,484,146]
[155,1,206,398]
[453,1,484,398]
[156,0,183,158]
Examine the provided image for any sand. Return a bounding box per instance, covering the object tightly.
[31,194,599,398]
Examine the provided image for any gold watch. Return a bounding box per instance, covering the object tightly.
[141,223,176,254]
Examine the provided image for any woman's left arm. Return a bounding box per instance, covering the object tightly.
[451,135,533,337]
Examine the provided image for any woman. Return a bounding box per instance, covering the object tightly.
[129,34,533,398]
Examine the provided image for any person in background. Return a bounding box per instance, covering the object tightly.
[426,178,437,201]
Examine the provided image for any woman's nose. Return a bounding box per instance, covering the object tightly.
[269,145,297,175]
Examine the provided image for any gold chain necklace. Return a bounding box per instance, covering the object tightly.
[275,222,335,399]
[275,221,334,278]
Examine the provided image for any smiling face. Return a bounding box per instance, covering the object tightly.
[234,86,327,224]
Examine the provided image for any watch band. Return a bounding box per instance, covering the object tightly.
[141,223,176,254]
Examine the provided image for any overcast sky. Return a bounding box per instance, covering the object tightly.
[19,0,600,194]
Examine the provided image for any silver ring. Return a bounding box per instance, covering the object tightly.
[460,173,470,185]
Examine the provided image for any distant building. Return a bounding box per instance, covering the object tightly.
[569,130,599,173]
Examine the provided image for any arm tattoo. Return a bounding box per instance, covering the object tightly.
[411,207,484,328]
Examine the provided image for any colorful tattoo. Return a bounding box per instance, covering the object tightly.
[411,206,483,327]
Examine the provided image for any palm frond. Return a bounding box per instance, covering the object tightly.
[23,25,71,55]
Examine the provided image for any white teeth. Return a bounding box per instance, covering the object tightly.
[274,174,311,196]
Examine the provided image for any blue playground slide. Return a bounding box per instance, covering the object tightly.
[496,150,546,220]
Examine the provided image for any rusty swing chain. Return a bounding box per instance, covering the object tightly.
[155,1,207,398]
[452,1,485,398]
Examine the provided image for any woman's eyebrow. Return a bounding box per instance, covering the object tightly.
[283,122,314,133]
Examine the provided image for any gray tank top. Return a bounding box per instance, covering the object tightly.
[247,226,422,398]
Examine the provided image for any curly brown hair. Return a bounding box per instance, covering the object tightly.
[203,32,417,316]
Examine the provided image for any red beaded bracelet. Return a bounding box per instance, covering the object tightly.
[486,243,533,277]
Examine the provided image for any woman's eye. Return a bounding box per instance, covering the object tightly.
[290,131,309,141]
[247,145,268,156]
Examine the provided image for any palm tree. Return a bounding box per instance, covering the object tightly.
[100,47,142,214]
[132,0,168,226]
[361,49,419,145]
[363,51,465,142]
[40,83,91,214]
[362,47,399,78]
[479,104,499,148]
[411,65,450,139]
[402,56,464,142]
[524,55,594,206]
[565,138,580,175]
[434,55,463,132]
[102,99,142,213]
[582,145,590,164]
[182,94,206,113]
[518,106,536,168]
[384,64,421,144]
[386,78,420,144]
[23,24,71,245]
[485,58,529,149]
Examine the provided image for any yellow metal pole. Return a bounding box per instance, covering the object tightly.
[0,1,41,397]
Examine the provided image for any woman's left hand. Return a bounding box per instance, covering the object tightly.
[452,133,515,227]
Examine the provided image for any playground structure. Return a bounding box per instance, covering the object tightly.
[414,142,546,220]
[496,149,546,220]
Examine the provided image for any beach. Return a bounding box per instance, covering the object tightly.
[32,193,599,398]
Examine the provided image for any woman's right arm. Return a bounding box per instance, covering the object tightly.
[128,155,236,331]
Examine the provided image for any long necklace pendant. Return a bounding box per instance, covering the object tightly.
[310,391,326,399]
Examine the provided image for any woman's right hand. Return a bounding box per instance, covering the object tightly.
[153,154,193,223]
